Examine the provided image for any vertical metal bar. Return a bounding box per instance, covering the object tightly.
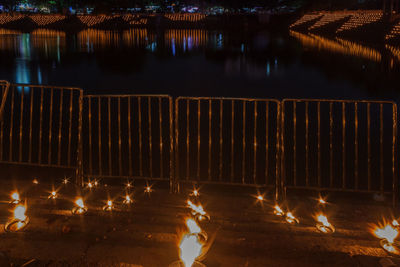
[197,99,201,180]
[57,89,63,165]
[208,99,212,181]
[158,97,163,178]
[108,97,112,176]
[253,101,258,184]
[9,88,14,161]
[98,97,102,176]
[138,97,143,177]
[242,101,246,184]
[48,89,54,164]
[231,100,235,182]
[278,101,284,200]
[118,97,122,176]
[354,103,359,190]
[342,102,346,189]
[329,102,333,188]
[367,103,371,191]
[18,87,24,162]
[38,88,43,164]
[265,102,269,185]
[174,98,180,192]
[186,100,190,180]
[392,104,398,207]
[148,97,153,178]
[128,97,132,177]
[67,91,73,166]
[317,102,321,187]
[219,99,223,181]
[380,103,384,193]
[76,91,84,186]
[305,102,309,186]
[28,88,34,163]
[88,97,92,174]
[293,102,296,186]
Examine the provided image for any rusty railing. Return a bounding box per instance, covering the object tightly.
[0,81,10,122]
[280,99,398,205]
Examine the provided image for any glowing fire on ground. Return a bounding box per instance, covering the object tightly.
[187,200,209,222]
[14,205,27,229]
[372,220,400,254]
[48,191,57,199]
[316,213,335,233]
[179,218,204,267]
[285,211,299,224]
[10,192,20,204]
[72,198,87,215]
[273,205,284,216]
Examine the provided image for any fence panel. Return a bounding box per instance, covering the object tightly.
[281,99,398,205]
[82,95,174,186]
[174,97,281,193]
[0,84,83,171]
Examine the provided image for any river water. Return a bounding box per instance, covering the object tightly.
[0,28,399,100]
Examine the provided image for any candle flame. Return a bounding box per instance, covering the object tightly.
[257,195,264,201]
[63,178,69,184]
[125,195,132,203]
[187,200,206,216]
[75,198,85,208]
[286,211,298,224]
[393,219,399,227]
[274,205,284,216]
[318,197,326,204]
[179,218,204,267]
[317,214,331,228]
[87,182,93,188]
[14,205,27,222]
[33,178,39,184]
[107,200,112,207]
[374,223,399,244]
[11,192,20,202]
[193,189,199,197]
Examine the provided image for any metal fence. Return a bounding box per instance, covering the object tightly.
[0,81,9,122]
[174,97,281,195]
[281,99,398,205]
[0,84,83,175]
[82,95,174,188]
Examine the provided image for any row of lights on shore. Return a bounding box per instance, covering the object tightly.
[5,178,400,263]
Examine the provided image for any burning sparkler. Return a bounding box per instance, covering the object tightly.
[187,200,210,222]
[285,211,299,225]
[103,200,114,211]
[315,213,335,234]
[273,204,284,216]
[4,205,30,232]
[10,192,20,204]
[373,221,400,255]
[72,198,87,215]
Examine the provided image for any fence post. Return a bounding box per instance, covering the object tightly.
[0,81,10,123]
[169,96,177,193]
[393,104,398,207]
[76,90,84,187]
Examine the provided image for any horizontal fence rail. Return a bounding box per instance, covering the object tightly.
[0,81,10,122]
[0,84,83,170]
[281,99,398,205]
[174,97,281,194]
[82,95,174,187]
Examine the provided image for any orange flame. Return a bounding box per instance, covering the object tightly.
[179,218,204,267]
[274,205,284,216]
[187,200,206,216]
[11,192,20,203]
[75,198,85,209]
[374,223,399,244]
[317,214,331,227]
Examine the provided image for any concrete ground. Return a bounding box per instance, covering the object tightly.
[0,178,398,267]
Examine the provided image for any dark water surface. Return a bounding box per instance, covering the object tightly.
[0,28,399,100]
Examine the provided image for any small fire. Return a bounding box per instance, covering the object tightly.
[48,191,57,199]
[32,178,39,185]
[87,182,93,189]
[286,211,299,224]
[192,189,199,197]
[393,219,399,227]
[316,213,335,233]
[318,197,326,204]
[145,186,152,193]
[126,182,132,188]
[179,218,204,267]
[124,195,133,204]
[257,195,264,201]
[273,205,284,216]
[374,224,399,244]
[13,205,28,230]
[11,192,20,204]
[72,197,87,215]
[187,200,206,216]
[63,178,69,185]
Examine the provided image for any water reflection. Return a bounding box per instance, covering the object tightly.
[0,28,398,98]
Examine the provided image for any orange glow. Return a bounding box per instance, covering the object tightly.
[87,182,93,188]
[256,195,264,201]
[63,178,69,184]
[318,197,326,204]
[187,200,206,216]
[192,189,199,197]
[11,192,20,204]
[145,186,152,193]
[49,191,57,199]
[76,198,85,208]
[374,223,399,244]
[315,213,335,233]
[273,205,284,216]
[179,218,204,267]
[33,178,39,185]
[286,212,299,224]
[124,195,133,204]
[14,205,27,230]
[393,219,399,227]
